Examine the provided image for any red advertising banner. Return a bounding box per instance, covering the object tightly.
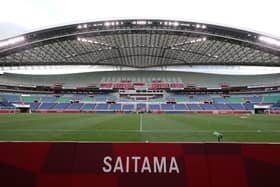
[0,142,280,187]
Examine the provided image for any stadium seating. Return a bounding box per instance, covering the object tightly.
[263,95,280,103]
[52,103,70,110]
[212,97,226,103]
[174,104,188,110]
[137,103,146,111]
[122,104,134,111]
[95,104,109,110]
[22,95,40,102]
[38,103,56,110]
[41,96,57,103]
[161,104,174,111]
[56,96,71,103]
[214,104,231,110]
[0,94,21,102]
[187,104,202,110]
[66,103,83,110]
[227,103,246,110]
[1,91,280,113]
[200,104,216,110]
[225,97,244,103]
[149,104,161,111]
[81,103,96,111]
[1,71,280,88]
[109,104,122,110]
[244,96,263,103]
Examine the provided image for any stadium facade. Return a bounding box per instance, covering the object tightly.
[0,19,279,114]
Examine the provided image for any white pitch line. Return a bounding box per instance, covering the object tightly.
[1,129,280,133]
[140,114,143,132]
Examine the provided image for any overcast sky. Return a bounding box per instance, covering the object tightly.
[0,0,280,39]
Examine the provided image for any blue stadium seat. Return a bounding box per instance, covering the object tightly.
[214,104,231,110]
[122,104,134,111]
[41,96,57,103]
[137,103,146,111]
[109,104,122,110]
[244,96,263,103]
[95,104,109,110]
[244,103,255,110]
[38,103,56,110]
[228,103,245,110]
[81,103,96,111]
[212,97,226,103]
[187,104,202,110]
[52,103,70,110]
[174,104,187,110]
[66,103,83,110]
[161,104,174,110]
[149,104,161,111]
[0,94,21,102]
[200,104,216,110]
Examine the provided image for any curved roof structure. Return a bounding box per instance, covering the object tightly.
[0,19,280,67]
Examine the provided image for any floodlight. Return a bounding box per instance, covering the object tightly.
[0,36,25,48]
[104,22,111,26]
[259,36,280,46]
[137,21,147,25]
[173,22,179,26]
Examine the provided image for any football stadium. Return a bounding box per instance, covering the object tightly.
[1,19,280,187]
[0,19,280,142]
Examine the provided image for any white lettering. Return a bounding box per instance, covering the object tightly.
[169,157,180,173]
[131,156,141,173]
[126,156,129,173]
[102,156,112,173]
[141,156,152,173]
[102,156,180,174]
[154,156,167,173]
[113,157,124,173]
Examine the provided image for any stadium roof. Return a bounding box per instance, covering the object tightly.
[0,19,280,68]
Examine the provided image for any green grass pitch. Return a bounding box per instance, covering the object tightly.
[0,113,280,142]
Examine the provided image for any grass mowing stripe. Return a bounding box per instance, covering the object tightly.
[0,113,280,142]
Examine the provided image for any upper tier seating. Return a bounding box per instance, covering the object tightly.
[1,71,279,88]
[244,96,263,103]
[0,94,21,102]
[22,95,40,102]
[225,97,244,103]
[263,95,280,103]
[41,96,57,103]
